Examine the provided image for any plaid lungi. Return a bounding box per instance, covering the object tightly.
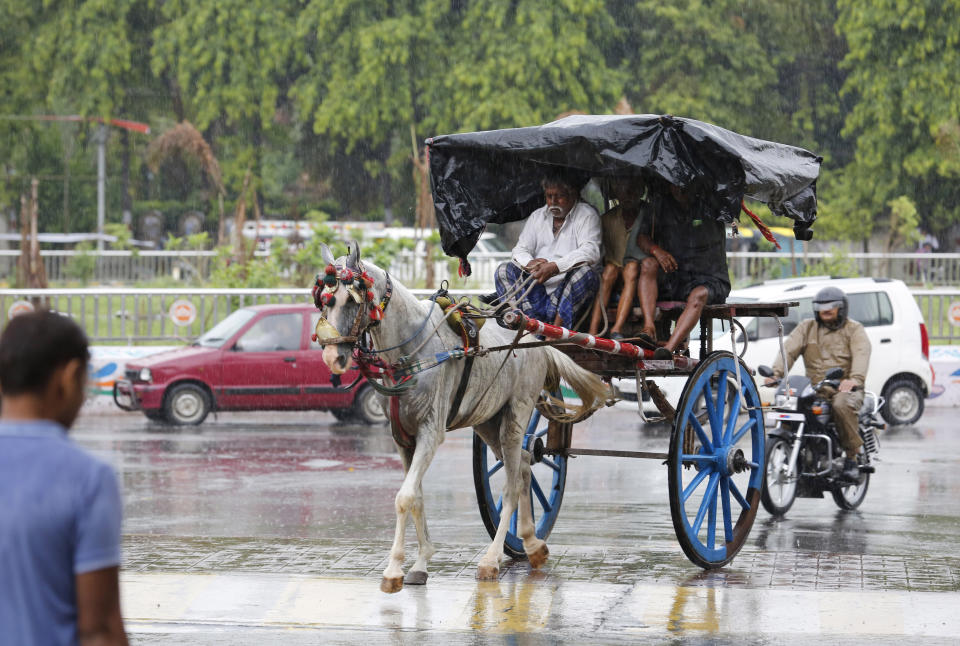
[494,262,600,329]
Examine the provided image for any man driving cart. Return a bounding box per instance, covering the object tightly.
[490,171,602,329]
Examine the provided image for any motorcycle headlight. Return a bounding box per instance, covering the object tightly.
[774,393,797,407]
[138,367,152,383]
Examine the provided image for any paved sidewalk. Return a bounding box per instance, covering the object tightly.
[124,535,959,593]
[122,535,960,641]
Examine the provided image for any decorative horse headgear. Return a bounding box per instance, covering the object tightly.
[311,242,392,346]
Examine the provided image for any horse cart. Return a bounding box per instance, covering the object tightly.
[426,114,822,569]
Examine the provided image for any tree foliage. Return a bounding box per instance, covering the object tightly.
[3,0,960,260]
[829,0,960,243]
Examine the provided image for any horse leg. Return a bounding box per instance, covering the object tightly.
[476,410,525,580]
[517,451,549,568]
[403,480,435,586]
[390,445,436,586]
[381,429,442,593]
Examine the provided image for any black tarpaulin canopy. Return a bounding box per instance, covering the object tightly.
[427,114,822,265]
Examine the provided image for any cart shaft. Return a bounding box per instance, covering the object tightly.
[498,308,698,370]
[562,448,669,460]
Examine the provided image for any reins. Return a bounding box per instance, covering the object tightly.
[315,255,604,431]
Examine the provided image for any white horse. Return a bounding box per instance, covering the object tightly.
[316,242,610,593]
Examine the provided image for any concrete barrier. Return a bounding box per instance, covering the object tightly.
[86,345,177,410]
[928,346,960,407]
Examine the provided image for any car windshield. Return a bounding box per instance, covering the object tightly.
[193,309,257,347]
[479,237,508,252]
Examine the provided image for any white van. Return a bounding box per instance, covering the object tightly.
[616,276,933,426]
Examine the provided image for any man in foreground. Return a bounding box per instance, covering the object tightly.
[492,172,602,328]
[0,311,128,645]
[766,286,872,482]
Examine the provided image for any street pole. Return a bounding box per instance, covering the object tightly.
[96,124,106,250]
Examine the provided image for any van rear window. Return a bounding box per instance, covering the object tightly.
[848,292,894,327]
[748,291,893,341]
[795,292,892,327]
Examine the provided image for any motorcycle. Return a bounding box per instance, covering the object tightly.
[757,365,883,516]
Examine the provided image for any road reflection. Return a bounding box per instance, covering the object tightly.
[753,511,869,554]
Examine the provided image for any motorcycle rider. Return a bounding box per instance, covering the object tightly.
[764,286,872,483]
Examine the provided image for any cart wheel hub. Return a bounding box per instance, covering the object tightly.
[531,437,545,463]
[726,448,748,475]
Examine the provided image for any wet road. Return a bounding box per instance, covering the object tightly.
[72,404,960,644]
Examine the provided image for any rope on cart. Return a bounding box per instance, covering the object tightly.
[535,388,618,424]
[731,319,744,411]
[773,315,789,398]
[641,372,673,424]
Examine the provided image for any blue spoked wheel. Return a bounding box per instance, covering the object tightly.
[472,391,569,559]
[668,352,765,569]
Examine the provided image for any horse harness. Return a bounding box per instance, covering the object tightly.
[311,264,479,448]
[311,262,391,346]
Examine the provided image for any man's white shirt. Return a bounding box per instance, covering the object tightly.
[511,201,602,293]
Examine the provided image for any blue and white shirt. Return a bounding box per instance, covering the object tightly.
[0,420,123,646]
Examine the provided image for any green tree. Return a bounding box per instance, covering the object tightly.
[750,1,852,164]
[831,0,960,245]
[151,0,303,206]
[294,0,624,223]
[1,0,163,232]
[611,0,778,136]
[432,0,624,131]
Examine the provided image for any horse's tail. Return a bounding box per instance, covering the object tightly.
[543,347,613,414]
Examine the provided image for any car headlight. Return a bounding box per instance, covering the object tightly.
[138,368,152,383]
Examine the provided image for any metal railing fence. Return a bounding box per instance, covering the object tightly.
[912,289,960,344]
[4,249,960,287]
[2,286,958,344]
[0,250,224,283]
[0,287,487,344]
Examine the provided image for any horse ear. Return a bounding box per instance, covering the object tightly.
[320,243,335,267]
[346,240,360,269]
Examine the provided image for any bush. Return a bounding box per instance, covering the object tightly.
[803,246,859,278]
[64,242,96,285]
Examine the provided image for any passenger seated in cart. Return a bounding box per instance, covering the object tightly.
[627,182,730,360]
[587,176,646,338]
[492,171,602,328]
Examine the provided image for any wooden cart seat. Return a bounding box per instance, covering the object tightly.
[569,300,796,378]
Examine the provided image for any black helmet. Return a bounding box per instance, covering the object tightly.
[812,285,848,329]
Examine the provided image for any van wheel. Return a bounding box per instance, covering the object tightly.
[881,378,924,426]
[164,383,211,425]
[352,385,387,425]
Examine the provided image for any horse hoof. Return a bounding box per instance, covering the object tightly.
[476,564,499,580]
[404,570,428,585]
[527,544,549,569]
[380,577,404,593]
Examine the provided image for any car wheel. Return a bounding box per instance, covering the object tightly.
[881,377,924,426]
[352,384,387,425]
[164,383,211,425]
[144,409,169,423]
[330,408,354,422]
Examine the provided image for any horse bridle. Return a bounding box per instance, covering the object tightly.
[312,262,393,347]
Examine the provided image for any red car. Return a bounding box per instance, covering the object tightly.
[114,304,385,425]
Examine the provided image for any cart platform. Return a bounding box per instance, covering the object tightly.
[555,300,796,378]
